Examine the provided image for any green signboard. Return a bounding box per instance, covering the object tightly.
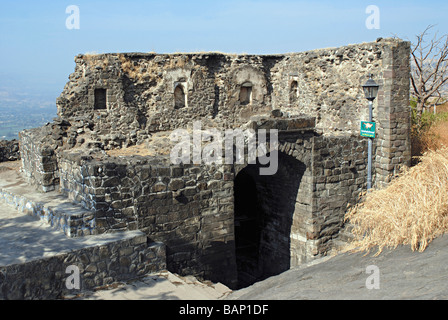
[360,121,376,138]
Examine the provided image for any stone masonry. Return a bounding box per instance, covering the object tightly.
[0,231,165,300]
[15,38,411,289]
[0,140,20,162]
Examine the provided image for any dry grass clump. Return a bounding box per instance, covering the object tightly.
[118,54,158,83]
[118,54,137,79]
[83,53,110,70]
[106,131,174,157]
[344,147,448,255]
[411,102,448,162]
[82,53,99,66]
[166,55,190,70]
[423,120,448,151]
[118,54,193,82]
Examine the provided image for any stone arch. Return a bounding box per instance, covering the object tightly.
[233,151,307,288]
[174,84,186,109]
[230,65,268,106]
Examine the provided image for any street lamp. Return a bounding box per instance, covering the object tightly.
[362,74,379,190]
[362,74,380,102]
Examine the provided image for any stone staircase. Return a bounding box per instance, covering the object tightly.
[0,164,166,300]
[0,175,96,237]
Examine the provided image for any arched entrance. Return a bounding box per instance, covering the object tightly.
[174,84,186,109]
[233,152,306,288]
[234,170,262,288]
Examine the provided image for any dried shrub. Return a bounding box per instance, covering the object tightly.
[424,119,448,151]
[344,147,448,255]
[411,102,448,164]
[82,53,111,71]
[118,54,157,83]
[167,55,190,70]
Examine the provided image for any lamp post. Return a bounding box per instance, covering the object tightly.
[362,74,379,190]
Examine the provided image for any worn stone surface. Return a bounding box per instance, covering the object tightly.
[0,140,20,162]
[228,235,448,300]
[0,199,165,300]
[69,236,448,300]
[0,167,166,300]
[74,270,232,300]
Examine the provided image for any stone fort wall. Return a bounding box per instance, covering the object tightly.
[17,38,411,288]
[56,38,410,187]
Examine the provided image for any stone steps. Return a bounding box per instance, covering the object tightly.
[0,210,166,299]
[0,169,96,237]
[0,194,166,300]
[0,167,167,300]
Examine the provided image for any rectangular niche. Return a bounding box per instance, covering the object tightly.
[94,88,107,110]
[239,82,252,105]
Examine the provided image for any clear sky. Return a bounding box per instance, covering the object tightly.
[0,0,447,107]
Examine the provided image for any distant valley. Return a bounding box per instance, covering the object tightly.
[0,106,56,140]
[0,90,58,140]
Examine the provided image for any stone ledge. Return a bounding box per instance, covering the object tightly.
[0,230,166,300]
[0,170,95,238]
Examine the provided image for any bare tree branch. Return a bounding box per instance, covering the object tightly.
[410,25,448,121]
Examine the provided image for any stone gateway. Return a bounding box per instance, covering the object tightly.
[15,38,410,290]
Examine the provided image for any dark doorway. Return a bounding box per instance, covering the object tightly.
[234,170,262,288]
[233,153,306,289]
[94,88,107,110]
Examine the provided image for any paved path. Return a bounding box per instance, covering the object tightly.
[73,271,231,300]
[228,236,448,300]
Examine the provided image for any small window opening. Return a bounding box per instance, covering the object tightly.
[174,84,186,109]
[94,89,107,110]
[289,81,298,106]
[239,82,252,105]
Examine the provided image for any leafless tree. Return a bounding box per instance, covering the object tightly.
[410,25,448,121]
